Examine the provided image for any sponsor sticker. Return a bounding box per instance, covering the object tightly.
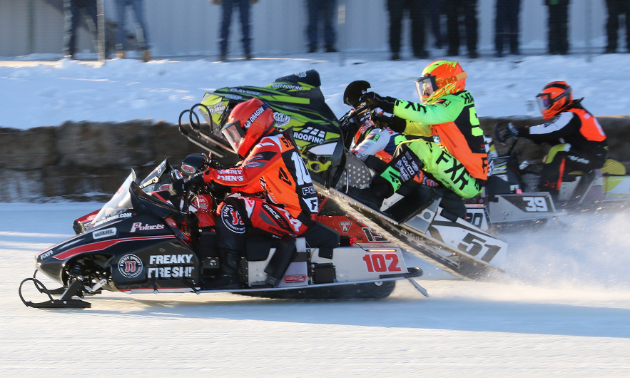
[92,212,133,227]
[118,254,143,278]
[284,274,307,283]
[166,218,177,228]
[221,204,246,234]
[39,250,54,260]
[93,227,116,240]
[273,112,291,127]
[130,222,165,232]
[196,196,209,210]
[339,221,352,233]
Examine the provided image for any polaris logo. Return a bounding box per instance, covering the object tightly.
[93,227,116,240]
[130,222,165,232]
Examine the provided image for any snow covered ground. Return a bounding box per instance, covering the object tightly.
[2,52,630,130]
[1,203,630,376]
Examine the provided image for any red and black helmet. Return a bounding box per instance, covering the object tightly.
[221,98,275,158]
[536,81,573,120]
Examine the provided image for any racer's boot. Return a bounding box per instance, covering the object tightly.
[212,249,241,290]
[346,175,392,211]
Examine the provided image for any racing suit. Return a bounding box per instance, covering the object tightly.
[375,90,488,199]
[203,131,338,254]
[517,102,607,196]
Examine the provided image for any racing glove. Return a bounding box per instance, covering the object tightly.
[496,122,519,144]
[375,114,406,133]
[360,92,397,113]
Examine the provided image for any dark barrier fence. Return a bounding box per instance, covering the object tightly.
[2,116,629,202]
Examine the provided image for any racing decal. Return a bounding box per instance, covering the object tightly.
[362,252,402,273]
[130,222,165,232]
[93,227,116,240]
[92,212,133,227]
[39,250,54,260]
[228,88,261,96]
[339,221,352,233]
[196,196,210,210]
[217,175,244,182]
[221,204,246,234]
[149,254,193,264]
[503,195,552,212]
[278,167,292,185]
[148,266,194,279]
[457,233,501,262]
[243,105,266,129]
[181,164,196,175]
[208,103,226,114]
[284,274,307,283]
[118,254,143,279]
[262,203,291,231]
[293,127,326,144]
[271,83,303,91]
[295,71,307,78]
[166,218,177,228]
[302,186,316,196]
[273,112,291,127]
[53,235,176,260]
[224,94,242,100]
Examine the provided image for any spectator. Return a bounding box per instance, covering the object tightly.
[426,0,443,49]
[63,0,98,59]
[387,0,428,60]
[494,0,521,57]
[115,0,151,62]
[445,0,478,58]
[211,0,258,61]
[306,0,337,53]
[545,0,570,55]
[605,0,630,53]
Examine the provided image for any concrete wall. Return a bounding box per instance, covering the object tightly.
[0,0,613,57]
[1,116,629,202]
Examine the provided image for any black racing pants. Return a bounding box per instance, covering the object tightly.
[539,145,607,197]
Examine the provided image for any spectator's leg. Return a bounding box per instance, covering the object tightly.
[237,0,251,56]
[387,0,404,59]
[547,5,558,54]
[63,0,79,57]
[494,0,507,55]
[463,0,478,57]
[219,0,234,58]
[558,4,569,54]
[623,1,630,52]
[444,0,460,55]
[409,0,427,58]
[114,0,127,53]
[508,0,521,54]
[605,0,619,52]
[130,0,149,52]
[80,0,99,54]
[425,0,442,48]
[322,0,337,51]
[306,0,319,51]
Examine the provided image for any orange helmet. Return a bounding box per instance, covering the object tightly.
[415,60,468,104]
[536,81,573,120]
[221,98,275,158]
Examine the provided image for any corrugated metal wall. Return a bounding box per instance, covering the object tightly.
[0,0,612,58]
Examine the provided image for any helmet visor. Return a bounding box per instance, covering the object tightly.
[536,93,552,113]
[221,121,245,153]
[415,76,438,104]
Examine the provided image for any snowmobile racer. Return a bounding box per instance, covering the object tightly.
[500,81,607,199]
[349,60,488,219]
[173,98,339,288]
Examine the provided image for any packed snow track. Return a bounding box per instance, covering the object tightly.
[2,203,630,376]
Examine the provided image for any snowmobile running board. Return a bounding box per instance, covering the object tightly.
[314,183,506,281]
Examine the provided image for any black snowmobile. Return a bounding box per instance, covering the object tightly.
[20,160,425,309]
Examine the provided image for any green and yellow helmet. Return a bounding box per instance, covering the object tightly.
[415,60,468,104]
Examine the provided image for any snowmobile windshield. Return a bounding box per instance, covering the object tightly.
[221,120,245,153]
[90,172,136,228]
[415,76,437,104]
